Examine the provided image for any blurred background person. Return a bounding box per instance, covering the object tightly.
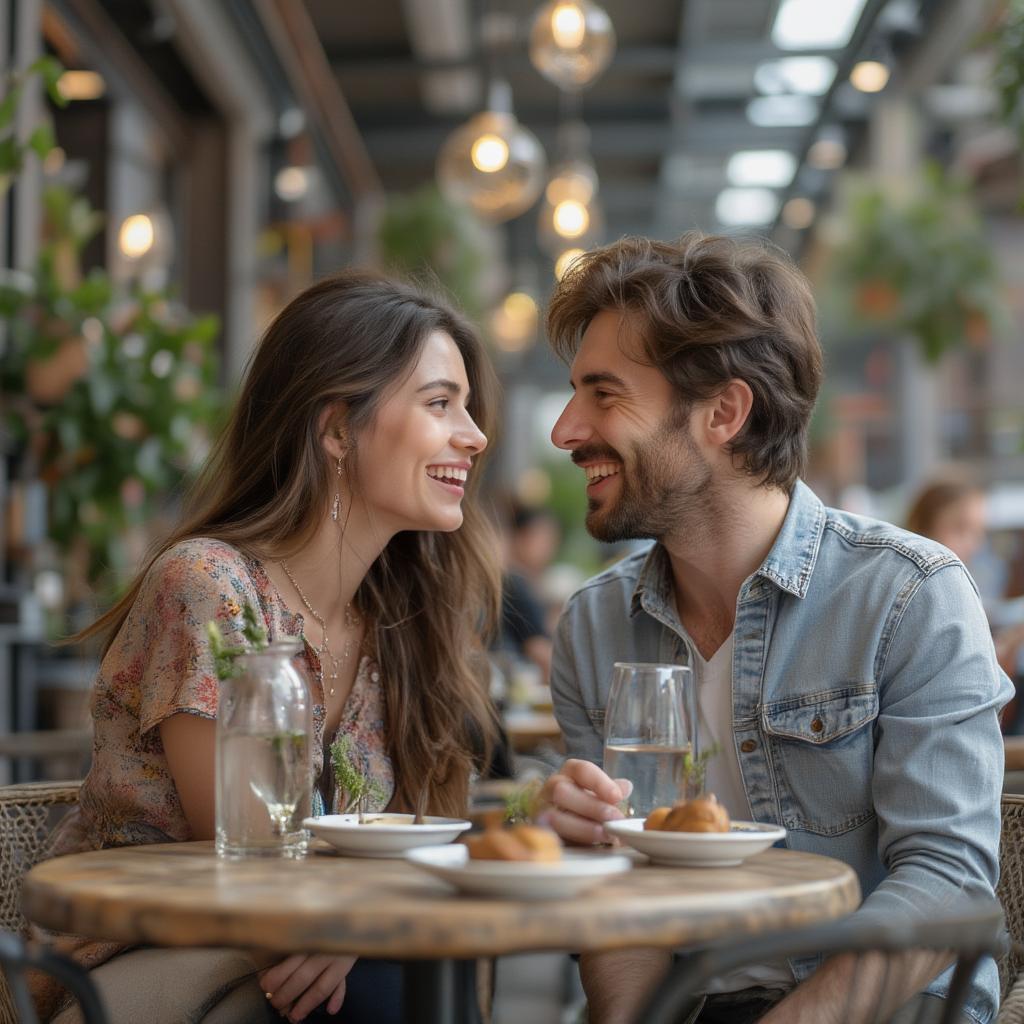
[497,502,562,685]
[906,479,1024,729]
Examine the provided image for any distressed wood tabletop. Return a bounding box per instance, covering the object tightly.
[23,841,860,959]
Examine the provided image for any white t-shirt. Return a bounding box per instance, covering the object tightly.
[687,629,793,994]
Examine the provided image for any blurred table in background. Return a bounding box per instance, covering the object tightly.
[504,711,563,755]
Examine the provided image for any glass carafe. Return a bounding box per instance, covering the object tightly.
[215,639,313,858]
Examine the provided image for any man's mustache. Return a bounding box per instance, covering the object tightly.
[571,445,622,465]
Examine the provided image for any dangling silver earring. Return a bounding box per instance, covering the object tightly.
[331,454,344,522]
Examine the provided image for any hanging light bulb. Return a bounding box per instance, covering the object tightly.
[437,81,546,222]
[490,291,539,353]
[554,248,586,280]
[530,0,616,91]
[545,156,598,206]
[538,150,602,255]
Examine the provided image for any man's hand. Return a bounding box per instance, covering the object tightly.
[538,758,632,844]
[258,953,356,1022]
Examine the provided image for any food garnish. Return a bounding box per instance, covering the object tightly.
[331,734,386,823]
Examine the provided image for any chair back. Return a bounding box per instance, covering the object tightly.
[637,901,1005,1024]
[1001,795,1024,996]
[0,781,82,1024]
[0,928,107,1024]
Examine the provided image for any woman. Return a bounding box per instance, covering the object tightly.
[906,479,988,565]
[33,271,502,1023]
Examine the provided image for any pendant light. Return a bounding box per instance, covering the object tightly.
[436,80,547,222]
[529,1,616,91]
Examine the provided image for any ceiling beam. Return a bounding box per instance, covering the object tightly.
[326,45,681,76]
[253,0,383,200]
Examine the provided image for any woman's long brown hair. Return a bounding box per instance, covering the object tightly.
[75,271,502,817]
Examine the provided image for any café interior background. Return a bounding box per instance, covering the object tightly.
[2,0,1024,783]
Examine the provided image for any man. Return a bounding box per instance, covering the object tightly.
[537,233,1012,1024]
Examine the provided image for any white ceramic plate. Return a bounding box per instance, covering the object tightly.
[405,844,632,900]
[303,814,471,858]
[604,818,787,867]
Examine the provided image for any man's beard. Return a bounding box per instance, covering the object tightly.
[581,417,713,544]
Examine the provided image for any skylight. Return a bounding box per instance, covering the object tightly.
[726,150,797,188]
[746,95,818,127]
[754,57,837,96]
[771,0,869,50]
[715,188,780,226]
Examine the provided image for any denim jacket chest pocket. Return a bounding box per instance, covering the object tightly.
[761,684,878,836]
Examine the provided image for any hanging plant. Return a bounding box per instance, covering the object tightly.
[993,0,1024,144]
[0,61,223,592]
[376,184,497,323]
[831,163,1003,363]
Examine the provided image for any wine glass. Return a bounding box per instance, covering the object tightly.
[602,662,697,818]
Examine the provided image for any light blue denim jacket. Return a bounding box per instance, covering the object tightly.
[551,480,1013,1022]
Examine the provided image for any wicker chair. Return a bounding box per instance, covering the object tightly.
[1000,794,1024,1023]
[0,781,82,1024]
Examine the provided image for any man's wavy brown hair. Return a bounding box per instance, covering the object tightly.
[76,271,500,817]
[546,233,823,491]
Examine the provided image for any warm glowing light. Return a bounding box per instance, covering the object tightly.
[555,248,586,280]
[490,291,539,352]
[470,134,509,173]
[504,291,538,321]
[553,199,589,238]
[546,167,596,206]
[274,166,309,202]
[782,197,816,230]
[850,61,890,93]
[807,138,847,170]
[58,70,105,101]
[118,214,155,259]
[551,3,587,48]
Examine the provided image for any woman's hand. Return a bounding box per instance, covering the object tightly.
[537,758,632,845]
[258,953,356,1021]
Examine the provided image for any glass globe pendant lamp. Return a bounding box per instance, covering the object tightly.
[537,155,602,255]
[529,0,616,90]
[436,81,547,223]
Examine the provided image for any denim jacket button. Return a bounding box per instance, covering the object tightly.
[810,716,824,733]
[740,739,757,753]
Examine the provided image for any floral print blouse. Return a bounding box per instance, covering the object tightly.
[32,538,392,1014]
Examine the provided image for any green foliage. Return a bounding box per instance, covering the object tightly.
[0,61,223,591]
[205,604,269,681]
[994,1,1024,144]
[678,743,720,798]
[331,734,386,820]
[0,56,65,191]
[376,184,492,322]
[830,164,1003,363]
[503,779,542,824]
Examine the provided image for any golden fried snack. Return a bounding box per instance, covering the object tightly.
[661,793,730,833]
[644,806,672,831]
[465,824,563,861]
[512,824,562,861]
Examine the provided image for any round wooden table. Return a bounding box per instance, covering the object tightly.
[24,841,860,1023]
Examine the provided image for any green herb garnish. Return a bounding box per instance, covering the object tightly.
[331,734,386,822]
[503,779,542,825]
[678,743,721,799]
[206,603,268,680]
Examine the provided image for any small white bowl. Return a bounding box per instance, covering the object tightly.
[303,813,471,858]
[405,844,632,900]
[604,818,787,867]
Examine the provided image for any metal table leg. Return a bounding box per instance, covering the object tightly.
[402,959,481,1024]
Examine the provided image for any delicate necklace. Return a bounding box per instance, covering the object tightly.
[279,560,360,698]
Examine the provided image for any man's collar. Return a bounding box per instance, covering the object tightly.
[628,479,826,614]
[755,480,826,598]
